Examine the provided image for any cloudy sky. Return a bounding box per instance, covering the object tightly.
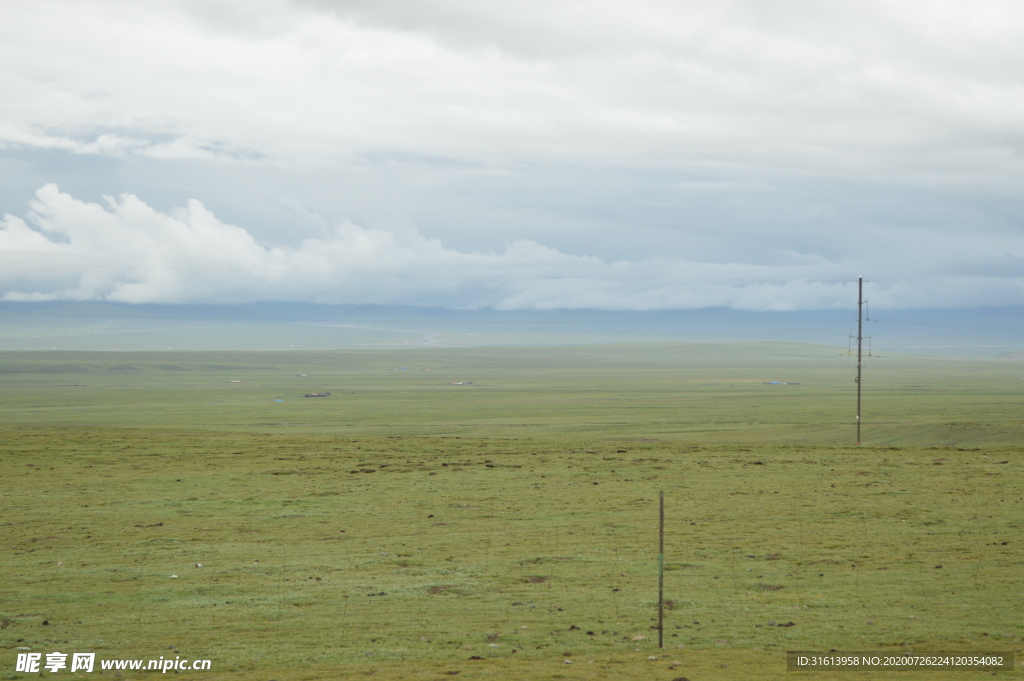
[1,0,1023,311]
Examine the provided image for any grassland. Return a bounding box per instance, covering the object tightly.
[1,343,1022,680]
[0,343,1022,444]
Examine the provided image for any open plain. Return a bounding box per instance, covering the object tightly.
[1,343,1022,680]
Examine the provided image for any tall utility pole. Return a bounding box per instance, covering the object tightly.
[856,276,863,445]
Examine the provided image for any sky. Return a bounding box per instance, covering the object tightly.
[1,0,1023,311]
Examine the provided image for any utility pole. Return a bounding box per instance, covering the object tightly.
[856,276,863,445]
[658,490,664,648]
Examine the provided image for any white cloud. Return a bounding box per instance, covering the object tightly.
[2,0,1023,182]
[1,185,1022,310]
[1,1,1023,313]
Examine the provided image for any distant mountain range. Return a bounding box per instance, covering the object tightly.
[0,301,1021,356]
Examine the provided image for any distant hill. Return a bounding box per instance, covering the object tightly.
[0,301,1021,355]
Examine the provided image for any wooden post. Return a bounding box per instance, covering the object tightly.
[658,490,664,648]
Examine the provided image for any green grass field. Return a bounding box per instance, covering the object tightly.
[1,344,1022,680]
